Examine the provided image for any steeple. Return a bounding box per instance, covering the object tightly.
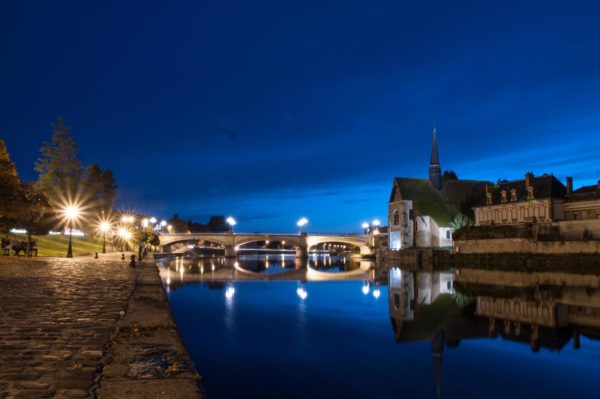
[429,125,442,190]
[431,126,439,165]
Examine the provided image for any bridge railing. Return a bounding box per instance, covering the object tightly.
[159,232,367,237]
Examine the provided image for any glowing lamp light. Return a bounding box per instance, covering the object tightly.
[226,217,237,226]
[373,286,381,299]
[361,222,370,229]
[296,287,308,300]
[160,220,167,227]
[225,286,236,299]
[63,205,80,221]
[362,282,370,295]
[99,222,111,233]
[141,218,149,228]
[372,219,381,227]
[296,217,308,227]
[149,217,157,224]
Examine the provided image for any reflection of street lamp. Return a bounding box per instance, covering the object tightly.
[99,221,111,254]
[297,217,308,234]
[63,204,80,258]
[373,283,381,299]
[226,217,237,233]
[362,281,370,295]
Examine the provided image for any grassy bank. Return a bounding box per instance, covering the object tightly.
[6,233,105,257]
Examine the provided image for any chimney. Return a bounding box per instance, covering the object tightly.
[566,177,573,194]
[525,172,534,188]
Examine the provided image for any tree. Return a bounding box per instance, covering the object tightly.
[207,216,227,232]
[15,184,49,256]
[459,188,487,221]
[85,163,117,213]
[443,171,458,181]
[35,117,83,204]
[168,214,189,233]
[0,139,23,219]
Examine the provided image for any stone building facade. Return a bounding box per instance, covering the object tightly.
[473,173,566,226]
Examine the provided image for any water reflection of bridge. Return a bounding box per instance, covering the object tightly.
[159,232,374,258]
[158,255,375,287]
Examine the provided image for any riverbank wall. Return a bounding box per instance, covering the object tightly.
[96,256,203,398]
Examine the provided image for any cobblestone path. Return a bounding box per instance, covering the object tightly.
[0,257,138,398]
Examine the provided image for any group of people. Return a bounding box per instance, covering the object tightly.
[2,237,37,256]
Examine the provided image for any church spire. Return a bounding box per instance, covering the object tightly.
[429,124,442,190]
[430,125,439,165]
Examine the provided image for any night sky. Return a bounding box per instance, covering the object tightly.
[2,1,600,233]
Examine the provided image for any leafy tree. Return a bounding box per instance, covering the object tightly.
[459,188,487,221]
[450,213,472,230]
[35,117,83,203]
[207,216,227,232]
[168,214,189,233]
[15,184,49,256]
[442,171,458,181]
[0,139,23,219]
[85,163,117,213]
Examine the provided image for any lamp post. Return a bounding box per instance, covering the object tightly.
[226,217,237,233]
[297,217,308,235]
[362,222,370,235]
[63,204,80,258]
[99,221,111,254]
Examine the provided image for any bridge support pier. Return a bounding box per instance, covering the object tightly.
[295,246,308,259]
[224,245,236,258]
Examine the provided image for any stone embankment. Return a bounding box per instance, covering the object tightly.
[0,254,203,399]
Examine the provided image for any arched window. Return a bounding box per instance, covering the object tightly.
[393,210,400,225]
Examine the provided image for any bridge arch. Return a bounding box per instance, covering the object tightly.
[305,236,372,256]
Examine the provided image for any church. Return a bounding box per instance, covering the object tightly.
[387,128,488,249]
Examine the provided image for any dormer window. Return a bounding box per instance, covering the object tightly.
[500,190,507,203]
[486,192,493,205]
[527,186,534,200]
[510,189,517,202]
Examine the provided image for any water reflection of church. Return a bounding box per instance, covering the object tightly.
[387,268,600,397]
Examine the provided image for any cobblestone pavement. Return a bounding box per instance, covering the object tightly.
[0,256,138,399]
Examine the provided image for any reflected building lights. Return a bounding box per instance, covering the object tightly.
[362,281,371,295]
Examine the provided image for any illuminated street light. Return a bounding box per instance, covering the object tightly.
[362,222,370,235]
[160,220,167,227]
[167,224,173,233]
[226,217,237,233]
[98,221,111,254]
[62,204,81,258]
[372,219,381,227]
[118,227,132,251]
[297,217,308,234]
[141,218,149,229]
[149,217,157,224]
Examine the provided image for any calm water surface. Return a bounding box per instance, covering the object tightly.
[159,255,600,399]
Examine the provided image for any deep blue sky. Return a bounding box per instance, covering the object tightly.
[2,1,600,233]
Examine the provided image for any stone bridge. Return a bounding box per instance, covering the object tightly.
[159,232,374,258]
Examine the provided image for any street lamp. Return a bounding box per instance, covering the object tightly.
[99,221,111,254]
[62,204,80,258]
[149,217,157,224]
[226,217,237,233]
[118,227,131,252]
[141,218,149,229]
[160,220,167,231]
[361,222,370,235]
[297,217,308,234]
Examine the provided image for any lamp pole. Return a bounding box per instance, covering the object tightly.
[102,231,106,254]
[67,224,73,258]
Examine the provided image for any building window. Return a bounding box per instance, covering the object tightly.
[501,190,507,203]
[446,230,451,240]
[393,210,399,225]
[409,209,414,220]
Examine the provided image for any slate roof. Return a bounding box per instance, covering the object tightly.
[565,183,600,202]
[483,174,566,205]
